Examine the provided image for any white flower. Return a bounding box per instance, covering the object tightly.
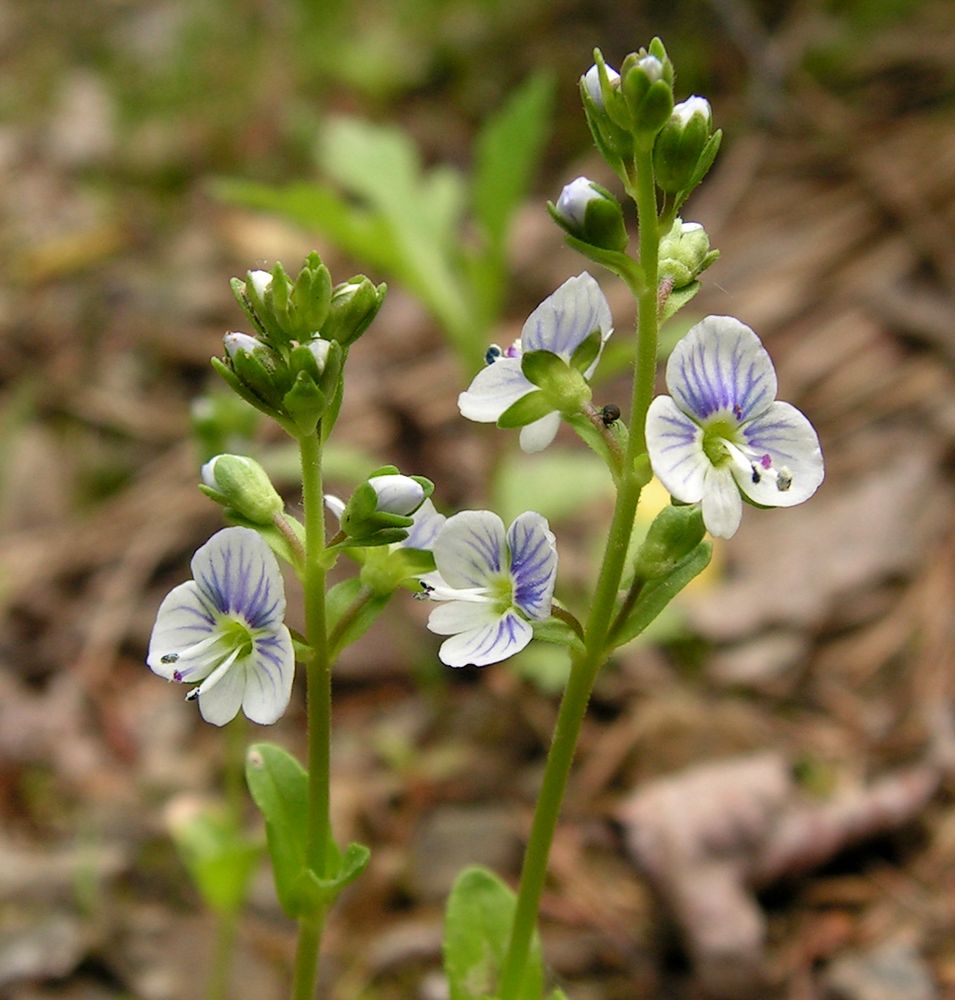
[223,331,262,359]
[147,527,294,726]
[646,316,824,539]
[248,269,272,299]
[397,498,446,551]
[458,273,613,452]
[423,510,557,668]
[306,338,331,373]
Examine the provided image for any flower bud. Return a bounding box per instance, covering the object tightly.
[619,46,674,140]
[653,96,716,194]
[222,332,285,409]
[368,474,425,516]
[322,276,386,347]
[633,503,706,579]
[552,177,628,252]
[199,454,284,525]
[582,63,620,110]
[658,219,719,288]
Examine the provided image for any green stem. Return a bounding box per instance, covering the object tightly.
[291,914,326,1000]
[498,147,660,1000]
[206,909,238,1000]
[293,429,332,998]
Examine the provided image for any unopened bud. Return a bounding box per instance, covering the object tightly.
[199,454,284,525]
[552,177,628,252]
[658,219,719,288]
[369,474,425,516]
[322,276,386,347]
[653,96,718,195]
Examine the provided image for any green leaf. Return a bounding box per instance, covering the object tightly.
[444,866,544,1000]
[497,390,553,429]
[170,806,261,916]
[473,72,554,249]
[245,743,370,917]
[245,743,311,918]
[660,280,700,323]
[609,542,712,650]
[326,578,390,654]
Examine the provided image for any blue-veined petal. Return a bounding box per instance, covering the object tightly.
[427,599,498,636]
[458,358,532,423]
[666,316,777,425]
[521,272,613,362]
[190,527,285,629]
[646,396,709,503]
[147,581,218,680]
[736,401,824,507]
[241,627,295,724]
[399,499,446,551]
[433,511,507,589]
[437,611,533,668]
[507,512,557,621]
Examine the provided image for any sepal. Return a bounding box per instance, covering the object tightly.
[282,371,327,435]
[199,453,284,525]
[322,276,387,347]
[658,219,719,289]
[497,389,553,429]
[632,502,706,580]
[653,96,715,195]
[550,178,628,253]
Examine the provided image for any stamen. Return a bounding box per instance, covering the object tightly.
[777,466,793,491]
[751,465,761,484]
[184,646,243,703]
[160,652,179,664]
[485,344,502,365]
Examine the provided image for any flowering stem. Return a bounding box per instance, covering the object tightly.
[498,147,660,1000]
[294,428,332,997]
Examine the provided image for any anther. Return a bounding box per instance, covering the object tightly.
[484,344,502,365]
[185,687,201,702]
[161,652,179,664]
[750,465,761,484]
[776,467,793,491]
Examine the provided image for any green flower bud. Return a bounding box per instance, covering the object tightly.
[619,45,674,141]
[551,177,628,253]
[322,276,386,347]
[339,467,434,545]
[658,219,720,288]
[579,51,635,173]
[633,503,705,579]
[199,454,284,525]
[653,96,717,194]
[222,332,286,409]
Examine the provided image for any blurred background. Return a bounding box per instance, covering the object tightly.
[2,0,955,997]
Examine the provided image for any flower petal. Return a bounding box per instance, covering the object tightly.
[242,626,295,725]
[437,611,533,667]
[521,272,612,362]
[507,512,557,621]
[646,396,709,503]
[735,401,824,507]
[190,527,286,629]
[147,581,217,679]
[519,412,561,453]
[196,662,246,726]
[458,358,533,423]
[666,316,777,424]
[433,511,507,589]
[427,599,498,636]
[702,465,743,538]
[398,499,447,551]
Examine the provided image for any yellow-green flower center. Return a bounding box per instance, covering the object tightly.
[701,417,739,466]
[488,574,515,616]
[217,616,255,658]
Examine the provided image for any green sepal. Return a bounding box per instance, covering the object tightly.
[291,252,333,336]
[229,344,287,409]
[342,526,410,548]
[210,357,294,433]
[289,342,324,383]
[609,541,712,650]
[283,372,327,435]
[443,866,544,1000]
[230,276,268,338]
[497,390,553,429]
[520,349,567,389]
[322,277,386,347]
[660,280,701,323]
[169,804,261,917]
[682,130,722,201]
[633,503,705,580]
[569,329,603,373]
[245,743,370,918]
[396,547,436,575]
[531,617,585,653]
[318,339,344,398]
[565,411,627,479]
[326,578,391,655]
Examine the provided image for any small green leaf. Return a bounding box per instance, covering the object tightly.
[531,617,585,652]
[660,280,700,323]
[497,390,553,429]
[473,72,554,249]
[609,542,712,650]
[245,743,311,918]
[444,866,544,1000]
[326,578,391,654]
